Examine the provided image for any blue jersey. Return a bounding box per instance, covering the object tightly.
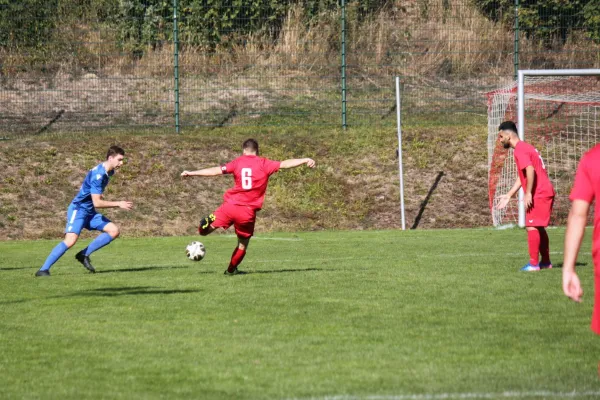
[70,163,114,214]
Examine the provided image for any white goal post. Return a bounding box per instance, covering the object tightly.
[487,69,600,227]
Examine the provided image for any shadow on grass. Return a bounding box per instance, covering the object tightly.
[96,265,193,274]
[551,262,588,269]
[0,286,201,305]
[71,286,201,297]
[0,267,34,271]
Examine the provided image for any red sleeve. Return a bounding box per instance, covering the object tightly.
[570,154,594,203]
[513,146,532,170]
[263,158,281,176]
[221,159,236,174]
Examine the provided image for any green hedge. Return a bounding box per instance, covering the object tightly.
[473,0,600,44]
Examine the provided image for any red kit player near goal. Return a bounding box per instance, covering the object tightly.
[495,121,556,272]
[563,144,600,335]
[181,138,315,275]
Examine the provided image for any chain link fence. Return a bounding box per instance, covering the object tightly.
[1,0,599,136]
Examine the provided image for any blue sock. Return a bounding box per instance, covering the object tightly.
[84,232,113,256]
[40,242,69,271]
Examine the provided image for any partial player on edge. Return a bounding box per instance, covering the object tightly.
[562,143,600,335]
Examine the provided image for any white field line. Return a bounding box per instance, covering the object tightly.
[286,391,600,400]
[221,235,302,241]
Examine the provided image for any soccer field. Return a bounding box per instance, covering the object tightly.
[1,228,599,399]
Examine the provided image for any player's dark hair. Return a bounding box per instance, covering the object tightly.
[106,145,125,159]
[498,121,518,134]
[243,138,259,155]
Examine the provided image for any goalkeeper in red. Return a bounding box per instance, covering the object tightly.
[181,139,315,275]
[496,121,555,271]
[563,144,600,334]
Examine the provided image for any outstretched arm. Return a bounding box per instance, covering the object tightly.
[181,166,223,178]
[91,194,133,210]
[280,158,315,169]
[563,199,589,302]
[495,178,521,209]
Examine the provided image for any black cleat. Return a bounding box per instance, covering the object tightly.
[35,270,50,277]
[199,214,216,231]
[224,268,247,276]
[75,251,96,273]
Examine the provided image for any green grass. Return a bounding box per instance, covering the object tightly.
[1,228,599,399]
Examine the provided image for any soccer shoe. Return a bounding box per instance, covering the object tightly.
[224,268,247,276]
[35,270,50,277]
[199,214,216,231]
[75,251,96,273]
[520,263,541,272]
[539,262,553,269]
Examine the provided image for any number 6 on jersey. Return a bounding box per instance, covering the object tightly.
[241,168,252,189]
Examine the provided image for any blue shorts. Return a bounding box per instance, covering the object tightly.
[65,204,111,235]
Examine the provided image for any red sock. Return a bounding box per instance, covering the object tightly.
[228,247,246,273]
[527,229,540,266]
[539,228,550,264]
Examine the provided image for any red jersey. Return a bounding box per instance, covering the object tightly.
[513,141,555,199]
[220,155,281,210]
[570,144,600,260]
[570,144,600,335]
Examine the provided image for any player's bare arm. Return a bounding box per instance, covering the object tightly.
[496,178,521,210]
[181,166,223,178]
[524,165,535,210]
[563,199,589,302]
[280,158,316,169]
[91,194,133,210]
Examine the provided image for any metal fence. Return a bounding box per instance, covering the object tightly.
[1,0,599,136]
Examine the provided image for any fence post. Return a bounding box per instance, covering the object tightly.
[514,0,519,80]
[173,0,181,134]
[341,0,347,129]
[395,77,406,230]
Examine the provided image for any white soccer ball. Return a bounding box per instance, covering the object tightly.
[186,241,206,261]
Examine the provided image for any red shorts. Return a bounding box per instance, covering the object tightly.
[525,196,554,227]
[212,202,256,239]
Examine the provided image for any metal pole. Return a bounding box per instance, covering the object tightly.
[513,0,519,80]
[173,0,180,134]
[341,0,347,129]
[517,70,525,227]
[395,77,406,231]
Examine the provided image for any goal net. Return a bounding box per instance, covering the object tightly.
[487,70,600,227]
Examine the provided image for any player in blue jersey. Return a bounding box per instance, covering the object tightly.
[35,146,133,277]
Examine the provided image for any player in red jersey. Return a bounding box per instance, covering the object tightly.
[181,138,315,275]
[563,144,600,334]
[495,121,556,271]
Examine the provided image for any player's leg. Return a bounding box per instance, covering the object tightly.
[592,265,600,335]
[538,227,552,269]
[522,226,541,271]
[224,206,255,275]
[200,204,233,236]
[199,213,217,236]
[75,214,114,273]
[538,197,554,269]
[224,237,250,275]
[521,197,553,272]
[35,205,84,276]
[36,233,79,276]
